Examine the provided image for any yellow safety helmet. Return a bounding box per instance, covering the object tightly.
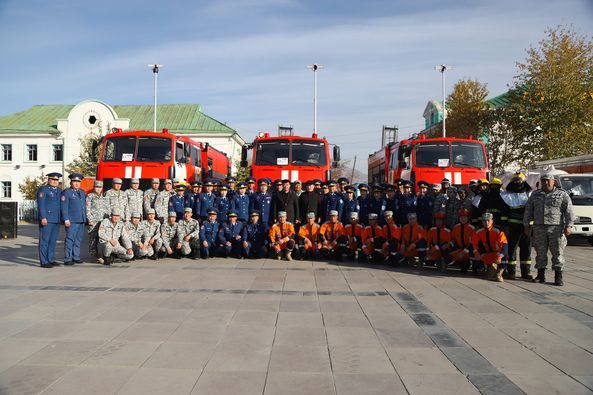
[490,178,503,186]
[479,179,489,185]
[512,171,526,181]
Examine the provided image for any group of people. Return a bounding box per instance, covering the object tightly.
[36,171,573,286]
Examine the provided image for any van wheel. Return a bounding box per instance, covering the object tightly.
[588,236,593,247]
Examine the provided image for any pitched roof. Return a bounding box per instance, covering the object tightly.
[487,92,511,108]
[0,104,236,135]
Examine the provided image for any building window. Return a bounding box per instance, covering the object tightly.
[1,181,11,198]
[52,144,63,162]
[26,144,37,161]
[1,144,11,161]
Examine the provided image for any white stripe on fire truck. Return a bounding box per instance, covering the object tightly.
[134,166,142,178]
[125,166,132,179]
[444,172,452,184]
[291,170,299,182]
[454,172,462,185]
[281,170,289,180]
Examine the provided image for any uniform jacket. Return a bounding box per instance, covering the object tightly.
[178,218,200,239]
[142,220,161,241]
[86,192,109,224]
[199,221,220,245]
[245,222,267,245]
[98,218,131,248]
[269,222,295,244]
[218,221,245,244]
[416,194,434,229]
[161,222,183,244]
[251,192,273,225]
[214,196,231,222]
[105,189,128,215]
[154,190,171,218]
[143,188,160,213]
[61,187,87,223]
[37,184,62,223]
[125,188,144,220]
[272,191,299,223]
[298,191,319,222]
[523,187,574,227]
[199,192,216,218]
[231,194,250,222]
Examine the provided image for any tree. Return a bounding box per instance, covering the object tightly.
[484,106,524,175]
[445,78,491,138]
[18,175,47,200]
[233,158,251,181]
[507,25,593,164]
[65,130,101,177]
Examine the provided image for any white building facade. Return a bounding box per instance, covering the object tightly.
[0,99,245,202]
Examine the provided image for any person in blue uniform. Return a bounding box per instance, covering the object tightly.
[199,179,217,221]
[231,182,250,222]
[61,173,87,265]
[341,185,359,224]
[368,185,386,223]
[356,183,370,225]
[243,210,267,258]
[246,177,257,199]
[199,209,220,259]
[384,185,398,214]
[337,177,350,194]
[396,180,417,226]
[214,184,231,222]
[416,180,434,229]
[169,184,187,221]
[218,211,245,258]
[323,180,344,222]
[251,178,273,228]
[187,181,202,220]
[37,172,63,268]
[225,176,237,200]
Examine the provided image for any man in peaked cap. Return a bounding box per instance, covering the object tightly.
[243,210,268,259]
[218,210,246,258]
[199,209,220,259]
[37,172,63,267]
[61,173,87,265]
[252,178,273,228]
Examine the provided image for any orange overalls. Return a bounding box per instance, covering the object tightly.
[471,226,508,265]
[362,224,385,255]
[320,221,344,251]
[427,226,451,261]
[450,223,475,263]
[400,223,426,258]
[269,222,296,252]
[298,222,321,251]
[382,222,401,258]
[344,223,364,252]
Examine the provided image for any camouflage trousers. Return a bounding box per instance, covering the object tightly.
[532,225,566,271]
[180,236,200,256]
[98,241,134,260]
[87,223,101,257]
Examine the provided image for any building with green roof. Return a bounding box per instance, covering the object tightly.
[0,99,245,202]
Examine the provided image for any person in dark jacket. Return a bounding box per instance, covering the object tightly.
[299,180,319,223]
[271,179,300,224]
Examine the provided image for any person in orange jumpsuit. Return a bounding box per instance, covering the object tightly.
[362,213,385,263]
[319,210,345,260]
[400,212,427,266]
[269,211,296,261]
[382,211,404,265]
[426,211,452,271]
[342,211,364,261]
[450,208,476,274]
[472,212,508,282]
[297,212,321,260]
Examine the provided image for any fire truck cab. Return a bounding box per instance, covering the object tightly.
[241,128,340,182]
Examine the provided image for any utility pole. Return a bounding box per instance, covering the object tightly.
[148,64,164,132]
[307,63,324,134]
[350,155,357,182]
[435,64,452,137]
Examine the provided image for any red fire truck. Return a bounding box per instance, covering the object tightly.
[94,128,230,189]
[368,134,489,187]
[241,130,340,182]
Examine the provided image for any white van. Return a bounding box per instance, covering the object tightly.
[555,174,593,245]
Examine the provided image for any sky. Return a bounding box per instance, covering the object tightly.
[1,0,592,173]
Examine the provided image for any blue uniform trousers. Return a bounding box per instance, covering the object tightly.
[64,222,85,262]
[244,241,266,258]
[39,223,60,265]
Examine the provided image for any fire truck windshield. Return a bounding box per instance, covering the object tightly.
[102,136,173,162]
[414,141,485,168]
[255,139,327,167]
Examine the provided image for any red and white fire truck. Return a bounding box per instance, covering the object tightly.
[368,134,489,187]
[94,128,230,189]
[241,129,340,182]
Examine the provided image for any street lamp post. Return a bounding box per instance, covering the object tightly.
[148,64,164,132]
[307,63,324,135]
[435,64,452,138]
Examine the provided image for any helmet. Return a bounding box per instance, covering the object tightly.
[458,208,471,217]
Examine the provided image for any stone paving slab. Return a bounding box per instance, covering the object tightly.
[0,224,592,394]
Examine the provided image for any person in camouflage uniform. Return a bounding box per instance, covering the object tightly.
[104,178,128,220]
[97,209,133,265]
[523,173,574,286]
[160,211,183,258]
[155,179,173,222]
[431,184,448,216]
[143,178,161,216]
[177,208,201,258]
[142,208,162,259]
[86,180,110,259]
[125,178,144,221]
[444,186,461,229]
[124,212,150,259]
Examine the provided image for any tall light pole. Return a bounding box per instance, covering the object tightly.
[435,64,452,137]
[307,63,324,134]
[148,64,164,132]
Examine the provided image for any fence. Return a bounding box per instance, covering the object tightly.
[19,200,38,222]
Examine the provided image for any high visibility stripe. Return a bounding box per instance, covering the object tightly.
[291,170,299,181]
[281,170,289,180]
[454,172,462,185]
[125,166,133,179]
[134,166,142,178]
[444,172,452,183]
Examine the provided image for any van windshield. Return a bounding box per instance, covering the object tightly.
[559,176,593,196]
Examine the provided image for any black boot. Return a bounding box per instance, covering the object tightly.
[520,264,532,280]
[554,270,564,286]
[506,264,516,280]
[533,268,545,283]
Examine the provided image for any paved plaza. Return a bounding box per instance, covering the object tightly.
[0,224,592,394]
